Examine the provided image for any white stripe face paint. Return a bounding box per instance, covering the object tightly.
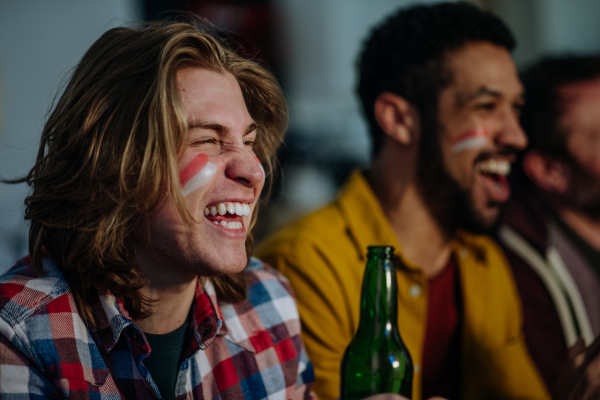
[452,137,488,153]
[180,153,218,196]
[451,128,490,153]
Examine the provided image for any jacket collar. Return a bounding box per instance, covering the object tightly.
[91,277,226,354]
[336,171,489,271]
[337,170,402,262]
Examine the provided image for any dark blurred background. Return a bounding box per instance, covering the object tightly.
[1,0,600,272]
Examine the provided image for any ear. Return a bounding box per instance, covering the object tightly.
[523,150,569,193]
[374,92,418,146]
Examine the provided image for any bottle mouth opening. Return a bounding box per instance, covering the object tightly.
[367,246,395,257]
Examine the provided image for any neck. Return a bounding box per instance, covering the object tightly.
[133,249,198,335]
[554,204,600,251]
[368,152,453,277]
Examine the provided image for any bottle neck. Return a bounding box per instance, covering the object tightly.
[357,253,399,337]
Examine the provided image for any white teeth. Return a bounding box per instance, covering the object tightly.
[206,202,251,227]
[208,202,252,216]
[477,159,511,176]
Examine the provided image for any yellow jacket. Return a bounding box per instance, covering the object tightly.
[257,171,549,400]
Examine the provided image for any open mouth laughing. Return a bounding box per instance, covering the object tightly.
[204,201,251,230]
[474,156,513,203]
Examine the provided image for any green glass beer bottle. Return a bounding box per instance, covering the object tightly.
[340,246,413,400]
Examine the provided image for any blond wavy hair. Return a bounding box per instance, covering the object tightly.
[18,20,287,329]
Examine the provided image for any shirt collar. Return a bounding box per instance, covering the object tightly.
[191,278,223,349]
[337,170,402,261]
[337,170,486,271]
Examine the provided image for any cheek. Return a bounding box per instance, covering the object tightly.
[180,153,218,196]
[450,128,489,153]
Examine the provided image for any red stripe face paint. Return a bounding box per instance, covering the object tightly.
[451,128,489,153]
[180,154,217,196]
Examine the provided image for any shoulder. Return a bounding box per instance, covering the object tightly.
[0,256,86,368]
[243,257,297,303]
[0,256,72,327]
[256,199,358,277]
[258,201,344,253]
[218,257,302,348]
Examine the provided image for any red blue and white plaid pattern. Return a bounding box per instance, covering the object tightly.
[0,256,315,399]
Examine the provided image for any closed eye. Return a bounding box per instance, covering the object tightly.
[477,102,496,111]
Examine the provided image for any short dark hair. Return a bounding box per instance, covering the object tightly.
[521,55,600,158]
[357,2,515,155]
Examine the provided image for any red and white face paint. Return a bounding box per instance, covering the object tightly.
[451,127,489,153]
[180,154,218,196]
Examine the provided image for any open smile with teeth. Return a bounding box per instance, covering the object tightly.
[475,157,513,203]
[476,158,511,176]
[204,202,251,230]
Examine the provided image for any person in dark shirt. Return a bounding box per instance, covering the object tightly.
[499,55,600,394]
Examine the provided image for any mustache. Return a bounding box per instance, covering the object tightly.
[473,147,520,164]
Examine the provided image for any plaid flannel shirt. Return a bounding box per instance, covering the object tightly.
[0,255,315,399]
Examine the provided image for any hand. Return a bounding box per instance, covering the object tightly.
[553,335,600,399]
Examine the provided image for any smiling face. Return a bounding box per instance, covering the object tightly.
[430,42,527,231]
[135,67,264,278]
[555,77,600,216]
[559,77,600,178]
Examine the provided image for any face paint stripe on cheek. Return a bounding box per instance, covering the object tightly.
[180,154,217,196]
[451,128,489,153]
[180,154,209,185]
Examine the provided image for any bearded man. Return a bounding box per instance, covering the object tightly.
[257,3,546,400]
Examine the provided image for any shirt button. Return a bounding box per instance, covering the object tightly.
[408,284,421,298]
[459,248,469,259]
[132,331,141,341]
[414,364,420,373]
[200,328,210,338]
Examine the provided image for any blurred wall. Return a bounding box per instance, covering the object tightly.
[1,0,599,265]
[494,0,600,68]
[0,1,142,272]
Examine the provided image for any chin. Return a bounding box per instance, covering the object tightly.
[192,250,249,277]
[465,205,502,234]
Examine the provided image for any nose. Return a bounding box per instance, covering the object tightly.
[494,109,528,151]
[225,148,265,188]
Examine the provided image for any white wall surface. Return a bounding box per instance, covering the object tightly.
[0,1,142,272]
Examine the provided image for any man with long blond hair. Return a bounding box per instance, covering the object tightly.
[0,20,314,399]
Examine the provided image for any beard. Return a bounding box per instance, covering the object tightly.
[415,121,500,236]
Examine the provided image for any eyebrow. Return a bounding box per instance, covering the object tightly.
[467,86,502,101]
[458,86,524,106]
[188,121,259,135]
